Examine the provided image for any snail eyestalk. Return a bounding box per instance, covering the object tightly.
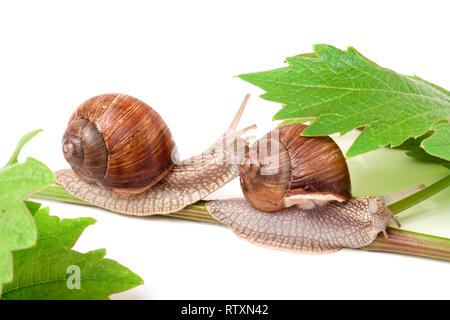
[228,94,251,131]
[391,213,401,228]
[380,184,426,204]
[237,125,257,136]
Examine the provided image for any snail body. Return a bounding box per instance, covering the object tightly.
[58,93,255,215]
[206,197,392,253]
[205,124,423,253]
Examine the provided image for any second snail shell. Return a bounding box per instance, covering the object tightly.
[239,123,352,212]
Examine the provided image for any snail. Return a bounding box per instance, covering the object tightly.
[56,93,256,215]
[205,123,425,254]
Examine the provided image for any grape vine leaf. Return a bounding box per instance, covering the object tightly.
[238,44,450,161]
[395,128,450,169]
[5,129,43,167]
[0,130,54,294]
[1,205,143,300]
[422,123,450,161]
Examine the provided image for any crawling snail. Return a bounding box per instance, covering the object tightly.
[56,93,256,215]
[205,124,425,254]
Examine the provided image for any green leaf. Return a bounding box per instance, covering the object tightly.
[394,128,450,168]
[277,118,313,127]
[23,201,42,216]
[1,207,143,300]
[0,131,54,294]
[5,129,43,167]
[238,44,450,160]
[422,123,450,161]
[1,130,142,299]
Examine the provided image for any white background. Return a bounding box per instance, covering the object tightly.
[1,0,449,299]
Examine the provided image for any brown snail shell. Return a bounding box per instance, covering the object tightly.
[62,93,175,196]
[239,123,351,212]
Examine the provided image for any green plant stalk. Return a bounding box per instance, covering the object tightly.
[388,174,450,214]
[362,228,450,260]
[32,175,450,261]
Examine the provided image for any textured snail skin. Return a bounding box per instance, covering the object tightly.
[56,132,247,216]
[205,197,393,253]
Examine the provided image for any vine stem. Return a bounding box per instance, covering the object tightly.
[388,174,450,214]
[32,174,450,261]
